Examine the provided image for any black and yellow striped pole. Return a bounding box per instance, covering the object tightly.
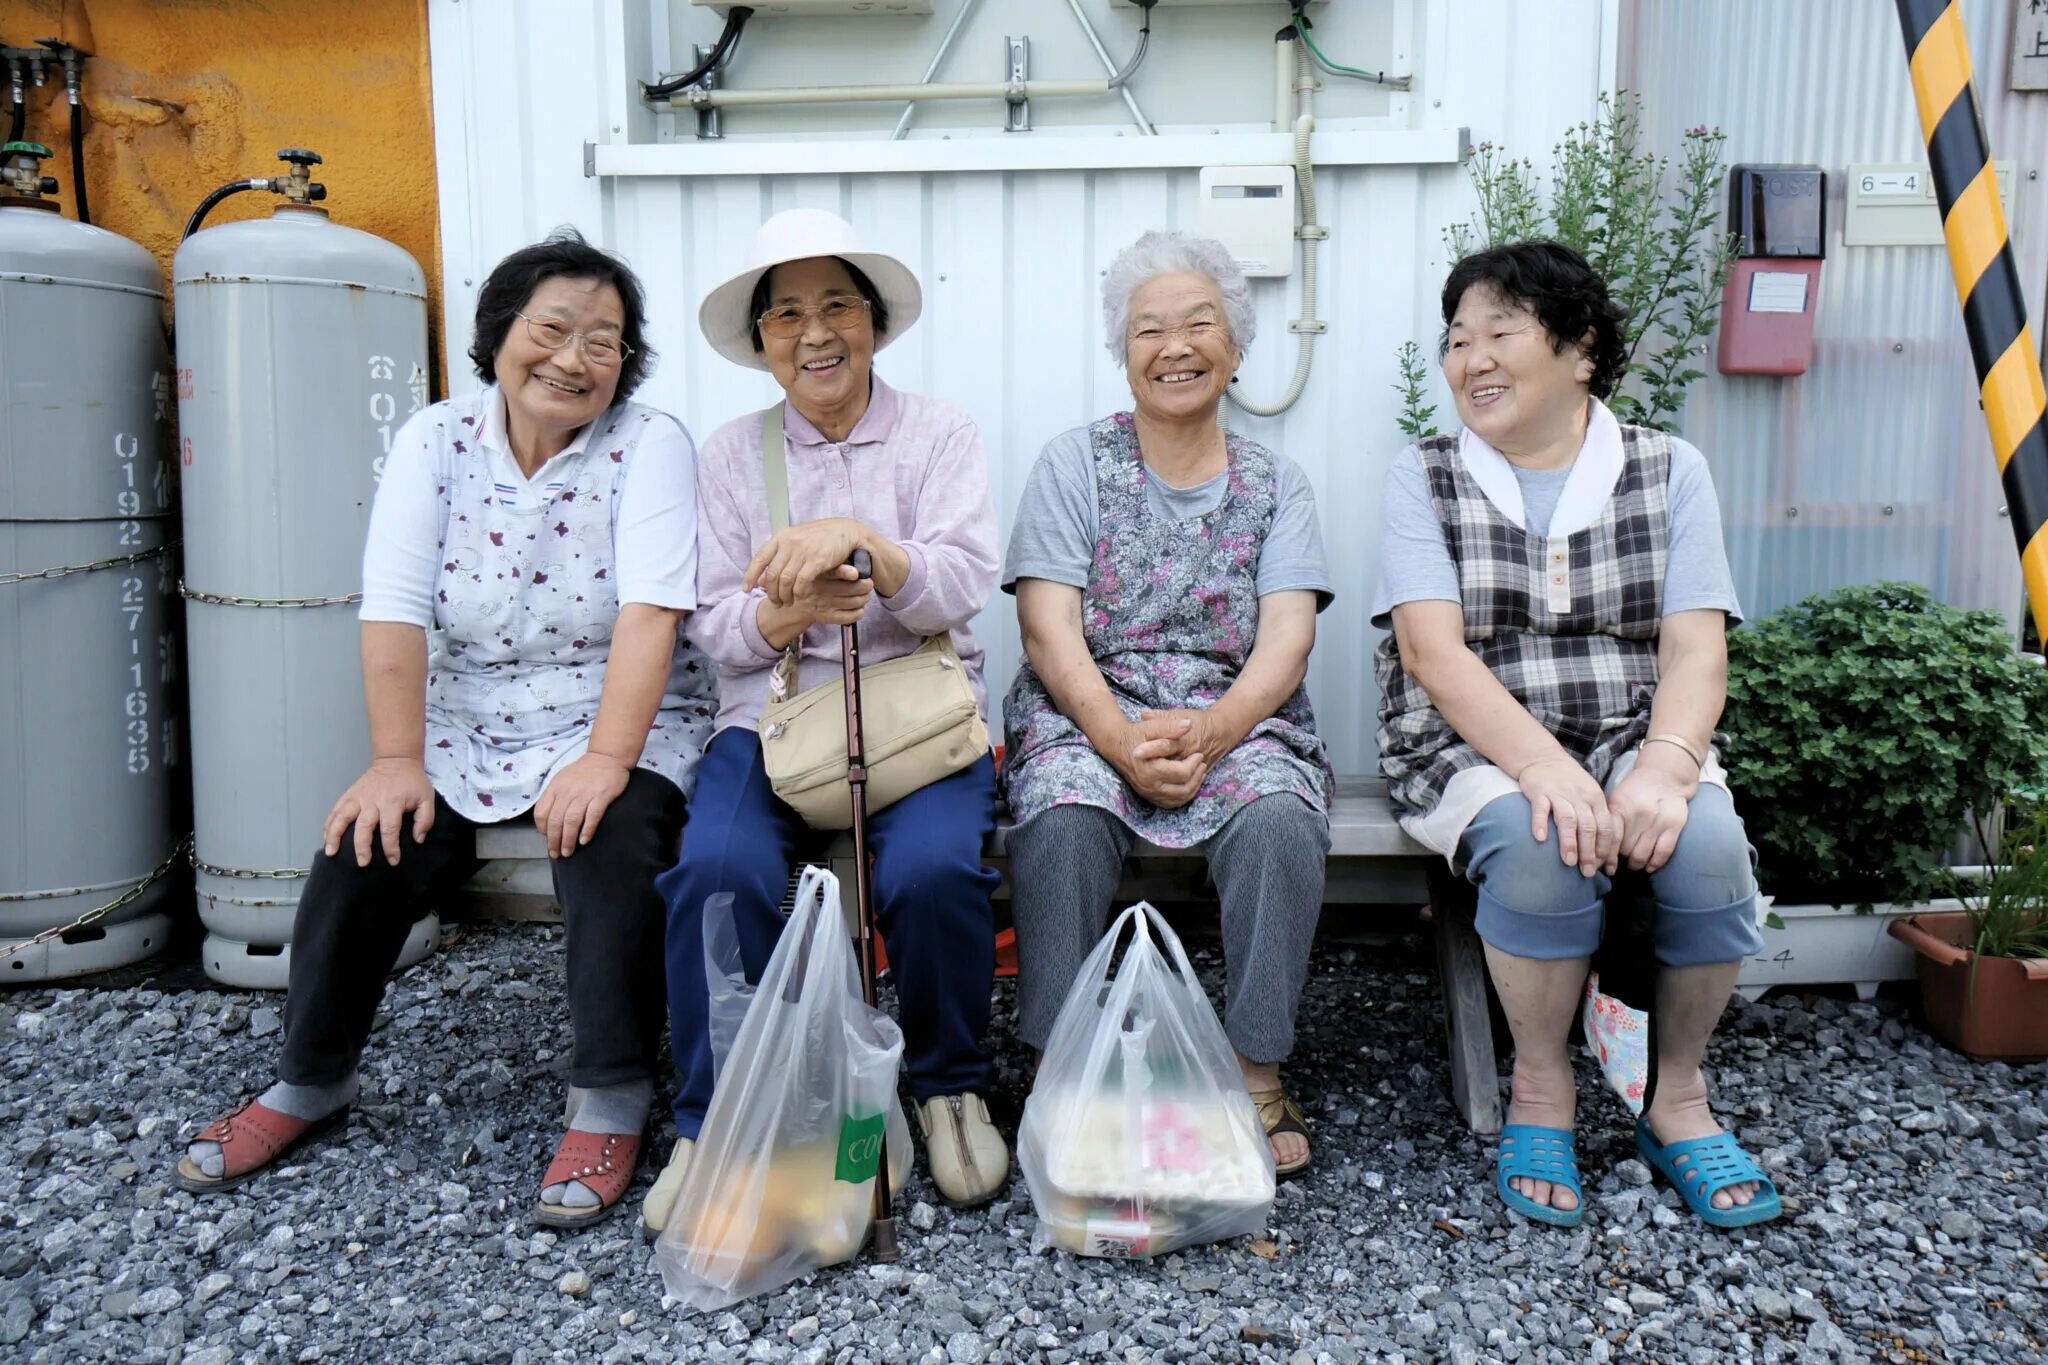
[1897,0,2048,642]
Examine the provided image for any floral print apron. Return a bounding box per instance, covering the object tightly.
[1001,414,1331,847]
[423,397,714,820]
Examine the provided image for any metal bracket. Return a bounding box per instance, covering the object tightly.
[1004,36,1030,133]
[583,140,596,178]
[692,41,725,141]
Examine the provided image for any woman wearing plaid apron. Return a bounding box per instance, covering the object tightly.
[1374,242,1780,1229]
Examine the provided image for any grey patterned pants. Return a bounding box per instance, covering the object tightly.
[1008,794,1330,1063]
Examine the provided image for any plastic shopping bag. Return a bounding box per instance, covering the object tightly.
[1018,902,1275,1259]
[654,866,911,1312]
[1581,970,1649,1114]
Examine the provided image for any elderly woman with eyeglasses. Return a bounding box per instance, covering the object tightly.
[641,209,1007,1232]
[175,231,716,1232]
[1001,230,1335,1181]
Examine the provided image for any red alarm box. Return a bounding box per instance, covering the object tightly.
[1717,165,1825,377]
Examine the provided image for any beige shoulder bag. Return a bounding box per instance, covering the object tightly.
[753,403,989,829]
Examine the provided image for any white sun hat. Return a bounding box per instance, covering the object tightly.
[697,208,924,371]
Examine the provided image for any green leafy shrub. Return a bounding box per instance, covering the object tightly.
[1722,581,2048,906]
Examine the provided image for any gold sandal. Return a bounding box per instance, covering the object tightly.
[1248,1087,1313,1182]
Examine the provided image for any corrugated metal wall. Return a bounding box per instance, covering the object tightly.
[1626,0,2045,628]
[427,0,1617,775]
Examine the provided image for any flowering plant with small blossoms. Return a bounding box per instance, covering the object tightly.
[1397,93,1736,436]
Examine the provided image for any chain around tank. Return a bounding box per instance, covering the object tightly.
[0,542,176,587]
[177,581,362,609]
[0,835,190,964]
[189,853,310,881]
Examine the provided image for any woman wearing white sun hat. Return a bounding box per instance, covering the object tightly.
[643,209,1008,1231]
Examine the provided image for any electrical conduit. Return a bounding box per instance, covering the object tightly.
[1229,38,1324,419]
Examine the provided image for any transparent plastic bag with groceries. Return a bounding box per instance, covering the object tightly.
[1018,902,1275,1259]
[654,867,910,1312]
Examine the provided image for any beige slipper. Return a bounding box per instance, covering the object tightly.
[640,1136,694,1235]
[915,1094,1009,1209]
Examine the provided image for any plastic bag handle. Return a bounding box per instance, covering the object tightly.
[1106,901,1206,994]
[777,864,840,1005]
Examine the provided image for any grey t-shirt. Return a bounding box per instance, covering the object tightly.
[1368,435,1742,628]
[1002,426,1334,608]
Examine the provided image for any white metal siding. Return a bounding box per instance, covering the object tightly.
[1625,0,2045,629]
[427,0,1619,775]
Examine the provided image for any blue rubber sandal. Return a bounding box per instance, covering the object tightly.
[1634,1118,1783,1229]
[1494,1124,1584,1227]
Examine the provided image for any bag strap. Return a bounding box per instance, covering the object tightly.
[761,402,791,535]
[759,402,804,692]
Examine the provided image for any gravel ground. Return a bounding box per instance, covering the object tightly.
[2,919,2045,1365]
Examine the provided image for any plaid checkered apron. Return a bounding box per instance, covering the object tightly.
[1374,425,1672,825]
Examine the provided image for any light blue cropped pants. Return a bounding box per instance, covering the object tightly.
[1456,783,1763,967]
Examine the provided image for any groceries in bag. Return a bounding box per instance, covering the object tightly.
[1018,902,1275,1258]
[654,867,910,1311]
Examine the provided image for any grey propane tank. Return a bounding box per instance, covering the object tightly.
[0,141,179,982]
[173,151,433,986]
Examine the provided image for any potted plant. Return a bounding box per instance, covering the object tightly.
[1720,582,2048,996]
[1888,804,2048,1059]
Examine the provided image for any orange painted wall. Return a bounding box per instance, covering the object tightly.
[2,0,444,384]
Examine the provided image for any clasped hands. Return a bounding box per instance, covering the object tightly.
[744,517,877,627]
[1106,706,1231,811]
[1517,752,1696,877]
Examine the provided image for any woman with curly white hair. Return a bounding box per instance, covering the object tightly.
[1000,229,1335,1179]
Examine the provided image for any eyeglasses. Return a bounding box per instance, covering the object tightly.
[516,312,633,367]
[757,297,872,339]
[1128,319,1226,348]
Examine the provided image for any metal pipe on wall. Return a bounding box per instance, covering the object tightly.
[1230,33,1325,420]
[1065,0,1155,135]
[667,78,1111,110]
[891,0,981,140]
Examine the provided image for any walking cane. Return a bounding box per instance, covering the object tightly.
[838,549,899,1262]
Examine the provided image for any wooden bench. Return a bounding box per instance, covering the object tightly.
[461,777,1505,1134]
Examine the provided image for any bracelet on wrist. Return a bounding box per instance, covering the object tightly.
[1642,732,1705,768]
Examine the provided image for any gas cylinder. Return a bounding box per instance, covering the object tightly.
[174,149,437,987]
[0,141,179,981]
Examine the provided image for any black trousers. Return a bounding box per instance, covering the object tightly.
[278,768,685,1090]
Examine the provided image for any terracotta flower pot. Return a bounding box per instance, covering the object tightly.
[1887,913,2048,1061]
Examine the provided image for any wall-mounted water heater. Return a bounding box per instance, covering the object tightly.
[1200,165,1297,278]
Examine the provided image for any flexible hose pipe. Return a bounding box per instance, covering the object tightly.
[1228,116,1320,418]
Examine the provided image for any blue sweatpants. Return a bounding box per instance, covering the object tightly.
[658,727,1001,1139]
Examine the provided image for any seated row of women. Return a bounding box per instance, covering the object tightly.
[173,209,1780,1234]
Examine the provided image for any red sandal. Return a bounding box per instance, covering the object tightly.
[172,1099,349,1194]
[535,1130,643,1230]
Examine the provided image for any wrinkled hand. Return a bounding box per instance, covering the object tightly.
[1607,766,1693,873]
[745,518,869,607]
[1113,714,1207,810]
[325,758,436,868]
[1517,755,1616,877]
[534,752,631,859]
[789,564,875,627]
[1138,706,1230,766]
